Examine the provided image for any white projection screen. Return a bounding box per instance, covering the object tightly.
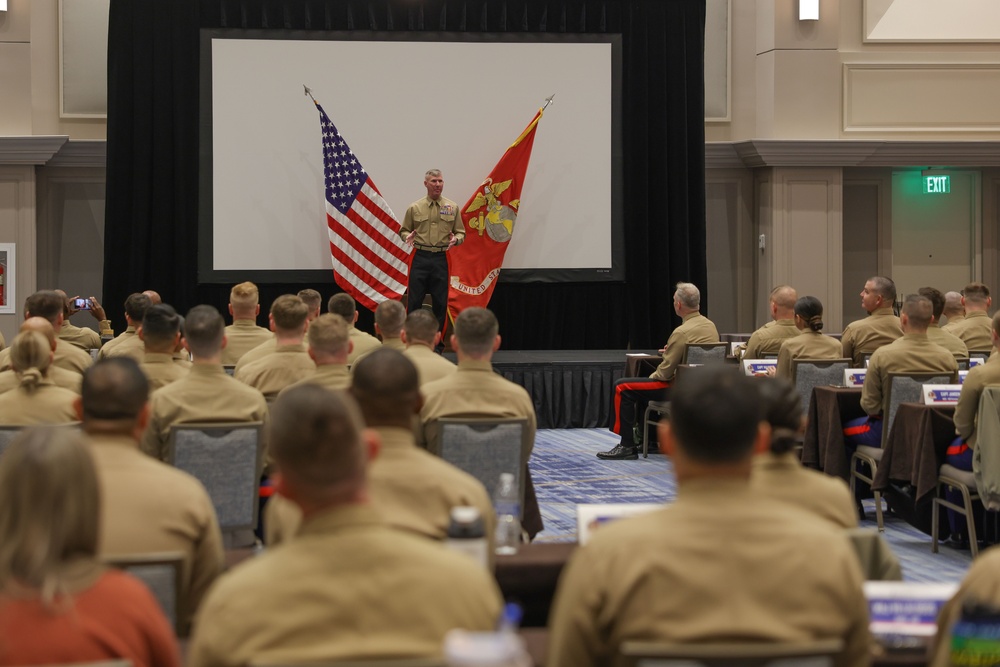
[199,31,624,284]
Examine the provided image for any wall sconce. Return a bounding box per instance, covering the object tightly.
[799,0,819,21]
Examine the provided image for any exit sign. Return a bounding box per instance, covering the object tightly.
[924,175,951,194]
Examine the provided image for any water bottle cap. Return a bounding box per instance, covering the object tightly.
[450,506,481,524]
[499,472,515,484]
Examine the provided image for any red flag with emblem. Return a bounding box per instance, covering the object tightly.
[446,107,545,323]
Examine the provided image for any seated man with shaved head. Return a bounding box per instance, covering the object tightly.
[743,285,799,359]
[402,309,456,386]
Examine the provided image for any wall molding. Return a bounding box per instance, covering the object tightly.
[707,140,1000,169]
[0,137,69,165]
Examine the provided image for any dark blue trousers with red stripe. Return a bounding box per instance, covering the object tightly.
[946,437,975,536]
[609,377,670,447]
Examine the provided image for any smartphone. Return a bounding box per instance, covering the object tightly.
[74,298,91,310]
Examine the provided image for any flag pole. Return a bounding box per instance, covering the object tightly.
[303,84,318,106]
[542,94,555,111]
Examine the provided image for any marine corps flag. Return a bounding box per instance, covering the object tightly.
[447,103,547,322]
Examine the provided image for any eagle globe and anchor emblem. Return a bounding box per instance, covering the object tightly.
[465,178,520,243]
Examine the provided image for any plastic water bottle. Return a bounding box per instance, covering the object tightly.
[494,473,521,555]
[443,603,531,667]
[445,506,489,569]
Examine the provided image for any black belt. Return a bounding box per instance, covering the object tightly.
[414,244,449,253]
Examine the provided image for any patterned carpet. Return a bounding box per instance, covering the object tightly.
[528,428,974,583]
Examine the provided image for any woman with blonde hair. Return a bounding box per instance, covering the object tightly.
[0,330,77,424]
[0,426,179,666]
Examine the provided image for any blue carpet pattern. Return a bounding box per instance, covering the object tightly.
[528,429,973,583]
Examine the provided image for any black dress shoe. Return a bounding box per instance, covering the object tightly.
[597,444,638,460]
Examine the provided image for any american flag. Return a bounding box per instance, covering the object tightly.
[315,100,411,311]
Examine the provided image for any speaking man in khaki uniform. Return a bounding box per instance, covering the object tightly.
[78,357,224,635]
[402,308,456,386]
[400,169,465,332]
[547,366,872,667]
[188,383,502,665]
[327,293,381,366]
[222,281,273,366]
[949,282,994,352]
[743,285,798,359]
[841,276,903,367]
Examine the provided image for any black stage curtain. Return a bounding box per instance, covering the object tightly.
[105,0,706,349]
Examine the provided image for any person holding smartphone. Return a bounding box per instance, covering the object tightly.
[56,289,112,351]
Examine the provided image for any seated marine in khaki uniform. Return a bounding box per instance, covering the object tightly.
[221,281,273,366]
[328,293,381,365]
[77,357,224,635]
[0,290,93,376]
[0,318,81,395]
[949,282,994,352]
[266,348,495,553]
[918,286,969,361]
[547,367,873,667]
[138,303,190,392]
[353,299,407,368]
[402,308,456,386]
[0,330,78,425]
[141,305,269,462]
[55,290,111,351]
[187,384,502,666]
[774,296,844,380]
[279,313,351,395]
[235,294,316,399]
[841,276,903,367]
[941,290,966,332]
[742,285,799,359]
[99,292,152,362]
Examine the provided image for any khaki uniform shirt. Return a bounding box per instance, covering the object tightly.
[141,364,269,461]
[279,363,350,394]
[941,314,966,333]
[187,505,501,667]
[841,306,903,367]
[0,339,92,375]
[927,323,970,360]
[265,426,496,552]
[139,352,191,392]
[0,366,81,394]
[347,327,381,366]
[546,480,872,667]
[751,451,858,529]
[89,432,224,632]
[418,358,536,460]
[860,333,957,416]
[59,321,103,351]
[949,310,993,352]
[222,320,273,366]
[98,326,140,360]
[232,338,277,375]
[404,343,457,386]
[650,312,720,382]
[0,380,78,425]
[234,344,316,398]
[775,331,844,380]
[929,546,1000,667]
[953,354,1000,449]
[400,195,466,249]
[744,319,799,359]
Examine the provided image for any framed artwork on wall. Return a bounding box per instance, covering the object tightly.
[0,244,16,315]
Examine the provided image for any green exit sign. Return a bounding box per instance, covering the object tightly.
[923,175,951,194]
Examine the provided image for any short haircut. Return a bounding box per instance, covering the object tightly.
[270,294,310,331]
[674,282,701,310]
[404,309,439,345]
[297,289,322,314]
[351,348,420,426]
[307,314,350,357]
[374,300,406,337]
[917,287,945,321]
[963,282,991,305]
[902,294,933,330]
[24,290,64,325]
[20,317,57,348]
[944,291,964,314]
[0,426,100,602]
[453,307,499,357]
[668,366,762,464]
[124,293,153,322]
[425,168,442,179]
[81,358,149,422]
[867,276,897,304]
[793,296,825,333]
[757,377,803,455]
[229,282,260,311]
[183,305,226,358]
[141,303,181,349]
[770,285,797,311]
[328,293,357,320]
[270,384,367,503]
[10,331,52,392]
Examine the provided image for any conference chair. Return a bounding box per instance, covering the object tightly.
[682,342,729,365]
[618,639,844,667]
[851,372,956,531]
[845,528,903,580]
[642,401,670,458]
[969,350,991,365]
[0,425,21,457]
[791,358,851,416]
[166,422,264,547]
[436,417,530,516]
[103,551,185,635]
[932,464,982,558]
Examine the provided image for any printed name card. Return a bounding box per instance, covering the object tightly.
[865,582,958,637]
[742,359,777,376]
[577,504,661,546]
[959,370,969,384]
[923,385,962,405]
[970,357,985,368]
[844,369,867,387]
